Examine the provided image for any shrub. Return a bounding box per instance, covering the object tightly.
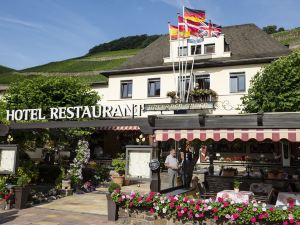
[108,182,121,193]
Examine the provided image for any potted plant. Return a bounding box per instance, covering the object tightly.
[14,167,32,209]
[106,182,121,221]
[233,179,241,193]
[111,154,126,186]
[190,89,218,102]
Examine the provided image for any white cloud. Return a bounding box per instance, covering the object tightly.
[0,16,43,30]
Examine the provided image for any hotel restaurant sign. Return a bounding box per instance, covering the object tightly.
[6,102,214,121]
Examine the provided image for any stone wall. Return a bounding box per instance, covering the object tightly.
[118,209,223,225]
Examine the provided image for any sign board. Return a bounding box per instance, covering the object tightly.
[125,145,152,179]
[0,145,18,174]
[6,104,143,121]
[144,102,215,111]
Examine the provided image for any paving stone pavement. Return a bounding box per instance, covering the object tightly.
[0,207,117,225]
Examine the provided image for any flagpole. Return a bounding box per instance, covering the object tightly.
[168,22,177,98]
[177,13,182,102]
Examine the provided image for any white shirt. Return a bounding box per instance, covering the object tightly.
[165,155,178,168]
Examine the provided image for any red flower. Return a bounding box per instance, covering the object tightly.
[217,197,224,202]
[213,208,218,213]
[199,213,204,218]
[178,212,183,217]
[269,207,274,212]
[176,205,181,210]
[232,214,239,220]
[283,221,289,225]
[196,200,202,205]
[195,205,200,211]
[118,197,123,203]
[170,203,175,208]
[189,199,194,205]
[149,208,155,214]
[289,219,295,224]
[146,197,152,202]
[129,202,133,208]
[250,217,256,223]
[183,197,188,202]
[214,216,219,221]
[183,208,188,213]
[223,202,229,207]
[258,214,264,220]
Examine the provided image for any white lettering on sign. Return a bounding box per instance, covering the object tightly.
[6,104,143,121]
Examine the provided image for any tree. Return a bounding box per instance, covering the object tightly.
[241,49,300,113]
[263,25,278,34]
[1,76,100,156]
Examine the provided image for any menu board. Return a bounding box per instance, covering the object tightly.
[126,145,152,179]
[0,145,18,174]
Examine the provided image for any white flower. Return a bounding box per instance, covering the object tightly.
[208,206,212,210]
[204,199,209,204]
[162,208,167,214]
[231,201,235,204]
[155,206,159,210]
[262,203,266,208]
[139,134,143,139]
[253,203,258,207]
[262,207,266,212]
[282,206,287,210]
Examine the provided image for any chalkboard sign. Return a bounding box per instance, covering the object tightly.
[0,145,18,174]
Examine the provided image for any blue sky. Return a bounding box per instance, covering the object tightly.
[0,0,299,70]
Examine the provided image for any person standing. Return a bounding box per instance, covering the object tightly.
[164,149,178,188]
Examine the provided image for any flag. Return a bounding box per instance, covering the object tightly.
[169,25,178,40]
[199,21,222,37]
[169,24,190,40]
[178,15,201,37]
[184,7,205,23]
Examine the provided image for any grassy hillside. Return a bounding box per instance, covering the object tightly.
[0,65,14,74]
[272,27,300,45]
[88,34,160,55]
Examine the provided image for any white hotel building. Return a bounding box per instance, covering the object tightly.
[95,24,290,116]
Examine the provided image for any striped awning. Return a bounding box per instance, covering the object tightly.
[97,126,140,131]
[155,129,300,142]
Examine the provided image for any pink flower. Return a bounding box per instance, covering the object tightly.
[183,208,188,213]
[195,205,200,211]
[223,202,229,207]
[149,208,155,214]
[177,212,183,217]
[176,205,181,210]
[250,217,256,223]
[199,213,204,218]
[269,207,274,212]
[295,222,300,225]
[237,208,243,213]
[283,221,289,225]
[170,203,175,208]
[214,216,219,221]
[183,197,188,202]
[289,219,295,224]
[253,208,257,212]
[129,202,133,208]
[225,214,231,219]
[213,208,218,213]
[189,199,195,205]
[258,214,264,220]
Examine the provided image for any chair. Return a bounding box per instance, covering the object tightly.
[254,188,275,204]
[195,182,216,199]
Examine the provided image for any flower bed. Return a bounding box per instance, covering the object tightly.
[111,190,300,225]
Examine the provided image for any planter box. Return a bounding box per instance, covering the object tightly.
[14,186,30,209]
[106,194,118,221]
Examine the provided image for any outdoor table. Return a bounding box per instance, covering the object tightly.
[276,192,300,206]
[217,190,254,203]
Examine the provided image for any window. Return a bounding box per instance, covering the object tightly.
[204,44,215,54]
[230,73,245,93]
[178,46,188,56]
[190,45,202,55]
[148,78,160,97]
[195,74,210,89]
[120,80,132,98]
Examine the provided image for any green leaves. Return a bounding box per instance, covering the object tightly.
[242,49,300,113]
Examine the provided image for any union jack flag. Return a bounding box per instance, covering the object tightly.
[199,21,222,37]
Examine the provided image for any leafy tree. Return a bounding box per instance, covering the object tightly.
[1,76,100,155]
[263,25,278,34]
[241,49,300,113]
[277,27,285,32]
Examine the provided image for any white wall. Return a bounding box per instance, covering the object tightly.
[94,63,265,117]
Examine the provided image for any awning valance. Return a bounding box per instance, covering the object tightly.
[97,126,140,131]
[155,129,300,142]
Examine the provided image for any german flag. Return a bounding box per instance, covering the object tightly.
[184,7,205,23]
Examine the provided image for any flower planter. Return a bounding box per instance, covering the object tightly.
[112,176,124,187]
[234,188,239,193]
[106,194,118,221]
[14,186,30,209]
